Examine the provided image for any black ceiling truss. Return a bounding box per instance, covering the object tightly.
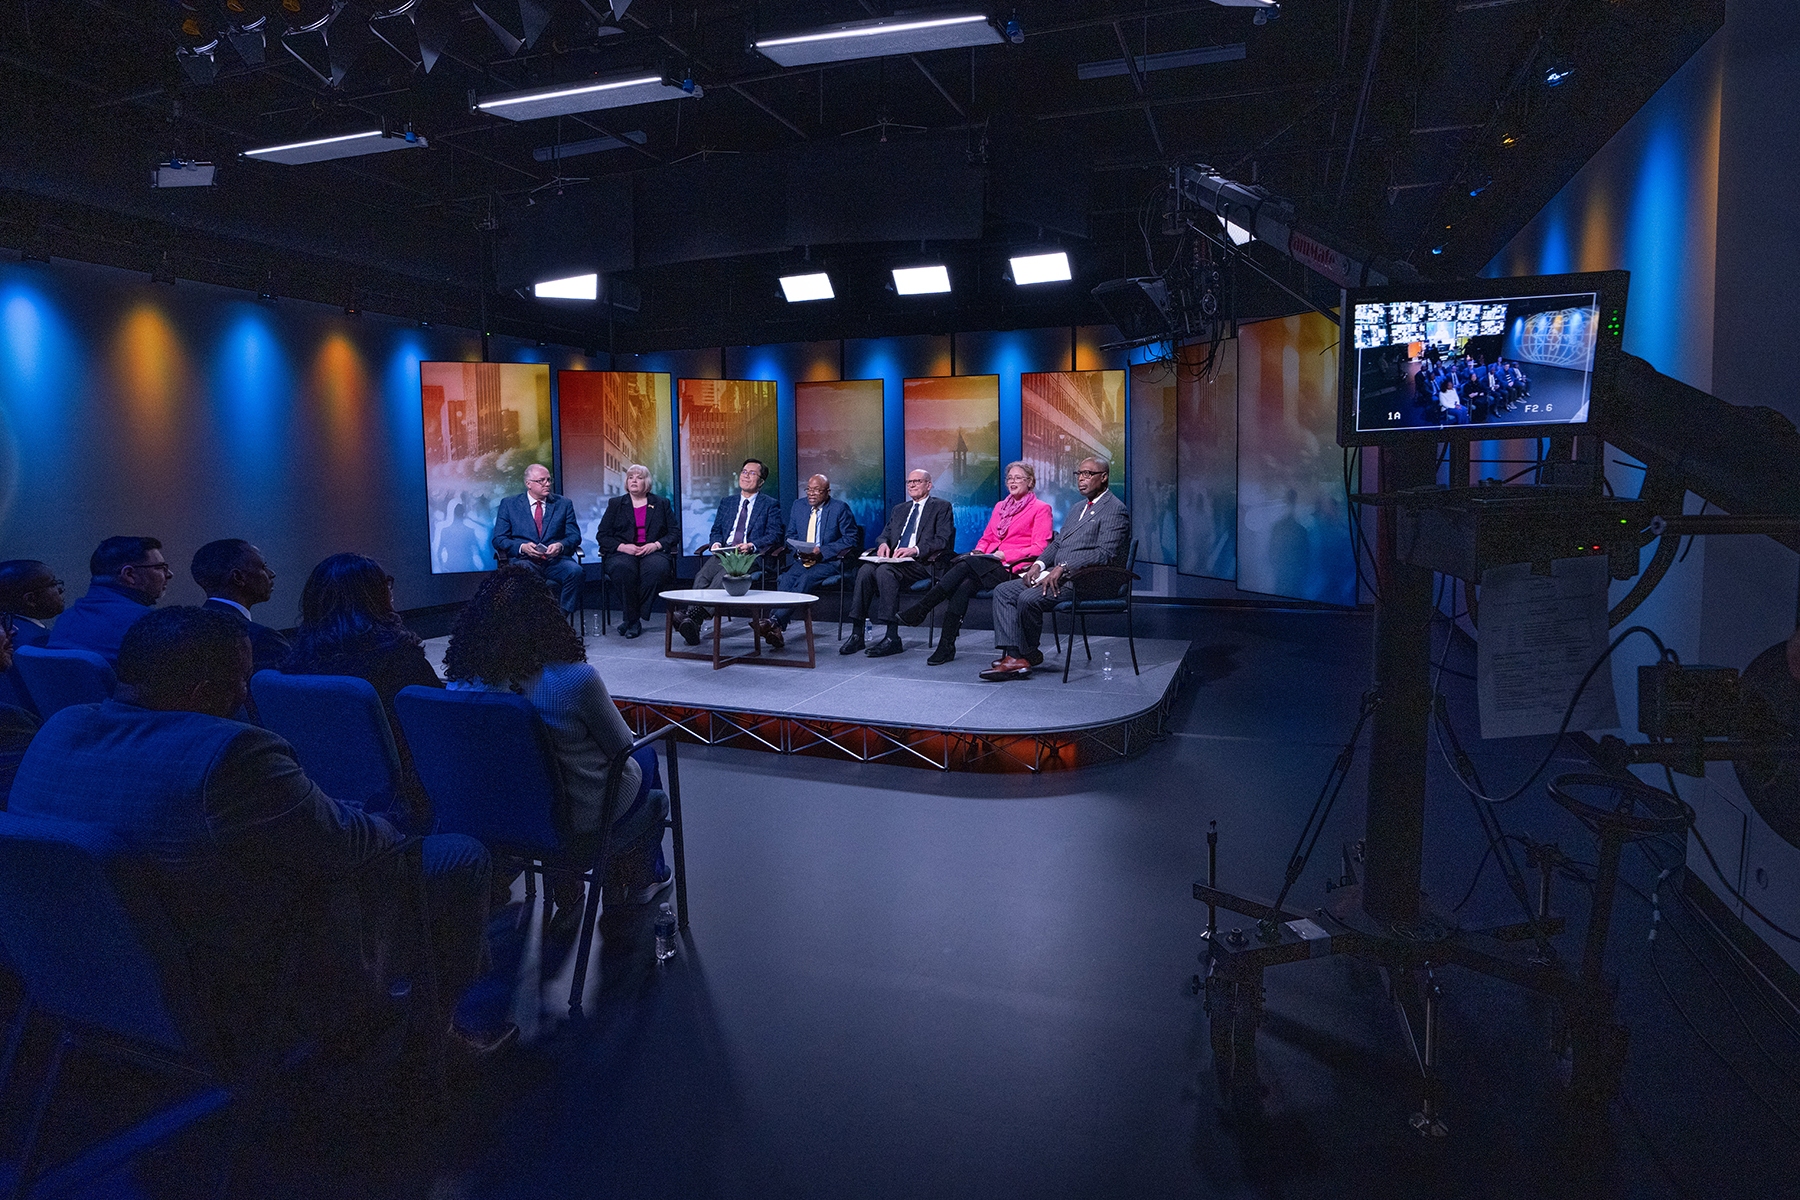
[0,0,1722,351]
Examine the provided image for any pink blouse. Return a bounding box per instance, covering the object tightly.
[973,495,1053,570]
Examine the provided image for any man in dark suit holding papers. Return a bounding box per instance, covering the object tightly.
[756,474,858,650]
[981,458,1130,681]
[840,470,955,657]
[492,464,583,615]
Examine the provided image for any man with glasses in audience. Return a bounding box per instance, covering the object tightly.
[0,559,67,648]
[980,458,1130,681]
[49,535,172,666]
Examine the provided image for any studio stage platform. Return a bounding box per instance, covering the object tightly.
[422,618,1192,773]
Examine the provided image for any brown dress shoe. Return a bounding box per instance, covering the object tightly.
[979,656,1033,681]
[754,617,785,650]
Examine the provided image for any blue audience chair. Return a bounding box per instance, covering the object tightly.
[0,811,235,1199]
[1050,540,1142,683]
[249,671,404,816]
[9,646,115,718]
[393,687,688,1018]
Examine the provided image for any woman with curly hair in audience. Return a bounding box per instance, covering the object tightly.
[443,565,671,923]
[280,552,442,827]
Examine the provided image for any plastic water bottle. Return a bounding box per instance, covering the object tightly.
[654,902,677,961]
[1102,650,1113,682]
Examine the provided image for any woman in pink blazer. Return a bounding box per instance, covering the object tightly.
[897,461,1053,665]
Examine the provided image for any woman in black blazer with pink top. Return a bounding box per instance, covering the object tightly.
[594,464,677,638]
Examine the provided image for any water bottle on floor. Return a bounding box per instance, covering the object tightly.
[1102,650,1113,682]
[655,901,677,961]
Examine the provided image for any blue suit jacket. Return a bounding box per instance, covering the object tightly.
[1,615,51,649]
[492,492,582,559]
[46,581,155,666]
[786,497,860,560]
[708,491,783,554]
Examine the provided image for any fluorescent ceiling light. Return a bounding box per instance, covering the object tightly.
[242,130,427,165]
[535,272,598,300]
[1225,220,1253,245]
[153,161,216,188]
[1009,251,1071,285]
[755,13,1000,67]
[1208,0,1277,6]
[475,75,699,121]
[780,272,834,302]
[892,265,951,295]
[1076,43,1246,80]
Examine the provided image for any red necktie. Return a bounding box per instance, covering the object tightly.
[533,500,545,538]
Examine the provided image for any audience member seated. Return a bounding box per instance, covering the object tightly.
[0,559,66,647]
[0,624,41,805]
[673,458,783,645]
[755,473,859,651]
[841,469,955,658]
[491,463,584,616]
[442,565,671,924]
[981,457,1131,682]
[594,464,675,640]
[7,606,508,1064]
[192,538,290,672]
[48,535,170,666]
[899,461,1053,666]
[280,553,442,828]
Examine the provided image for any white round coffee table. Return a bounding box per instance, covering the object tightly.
[657,588,822,669]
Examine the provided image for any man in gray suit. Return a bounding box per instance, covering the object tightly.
[980,458,1130,681]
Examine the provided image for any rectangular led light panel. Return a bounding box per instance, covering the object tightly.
[756,13,1000,67]
[780,273,835,302]
[243,130,428,165]
[476,75,699,121]
[892,265,952,295]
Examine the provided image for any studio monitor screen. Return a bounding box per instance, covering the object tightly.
[1337,270,1628,447]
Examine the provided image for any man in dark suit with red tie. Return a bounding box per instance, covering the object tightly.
[491,464,584,615]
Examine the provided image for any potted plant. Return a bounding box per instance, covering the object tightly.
[715,548,760,596]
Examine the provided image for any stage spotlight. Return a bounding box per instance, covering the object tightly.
[475,74,701,121]
[1224,219,1253,245]
[226,16,268,64]
[153,160,217,187]
[279,0,372,88]
[243,128,428,164]
[473,0,552,55]
[755,13,1001,68]
[1008,251,1071,285]
[177,40,221,84]
[534,272,598,300]
[779,272,834,302]
[892,265,951,295]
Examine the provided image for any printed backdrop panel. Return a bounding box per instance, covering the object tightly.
[421,361,551,574]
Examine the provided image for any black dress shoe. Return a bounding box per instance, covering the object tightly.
[839,633,865,655]
[622,621,642,639]
[865,635,904,658]
[677,617,702,646]
[926,639,956,666]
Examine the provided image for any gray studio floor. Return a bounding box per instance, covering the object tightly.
[421,615,1187,734]
[11,604,1800,1199]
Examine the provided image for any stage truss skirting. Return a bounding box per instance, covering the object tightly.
[616,654,1190,773]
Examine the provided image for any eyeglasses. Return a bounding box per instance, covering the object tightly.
[128,562,173,575]
[1074,469,1105,478]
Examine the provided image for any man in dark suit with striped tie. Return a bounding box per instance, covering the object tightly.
[492,464,584,615]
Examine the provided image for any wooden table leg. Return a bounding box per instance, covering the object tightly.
[711,608,724,670]
[803,606,816,668]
